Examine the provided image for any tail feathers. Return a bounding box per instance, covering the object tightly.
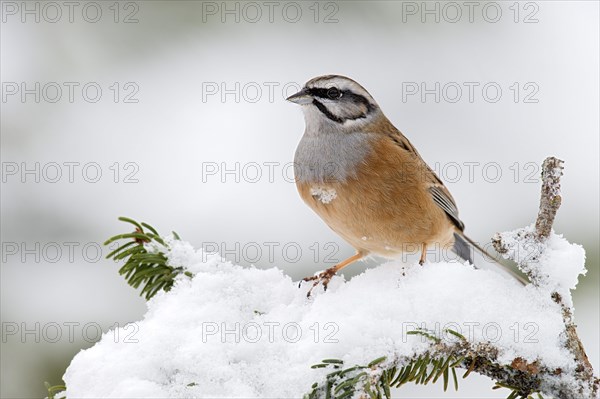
[453,233,527,285]
[452,233,473,264]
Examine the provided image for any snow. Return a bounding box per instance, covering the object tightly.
[63,233,587,398]
[310,187,337,204]
[496,224,586,308]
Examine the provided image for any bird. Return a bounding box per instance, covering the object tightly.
[286,75,525,296]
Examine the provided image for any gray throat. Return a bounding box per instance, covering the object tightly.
[294,130,373,184]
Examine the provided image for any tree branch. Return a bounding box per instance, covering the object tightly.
[491,157,598,398]
[534,157,564,240]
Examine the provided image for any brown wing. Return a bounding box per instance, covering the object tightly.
[384,129,466,231]
[428,185,465,231]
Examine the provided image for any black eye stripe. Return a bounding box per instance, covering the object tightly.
[307,88,334,99]
[307,87,374,112]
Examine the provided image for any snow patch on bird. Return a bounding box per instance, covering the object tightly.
[310,186,337,204]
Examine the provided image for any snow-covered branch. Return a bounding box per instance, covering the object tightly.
[60,157,597,399]
[493,157,598,398]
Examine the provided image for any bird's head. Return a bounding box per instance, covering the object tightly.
[287,75,382,133]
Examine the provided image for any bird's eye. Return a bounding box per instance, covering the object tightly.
[327,87,342,99]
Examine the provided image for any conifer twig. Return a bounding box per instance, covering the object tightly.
[104,217,190,300]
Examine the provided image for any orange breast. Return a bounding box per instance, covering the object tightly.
[296,136,456,256]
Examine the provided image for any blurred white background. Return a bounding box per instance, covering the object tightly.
[1,1,598,397]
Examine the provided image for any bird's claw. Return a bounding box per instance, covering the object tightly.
[299,267,337,298]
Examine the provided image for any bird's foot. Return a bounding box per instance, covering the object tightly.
[299,266,338,298]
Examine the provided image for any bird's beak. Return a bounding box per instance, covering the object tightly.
[286,88,312,105]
